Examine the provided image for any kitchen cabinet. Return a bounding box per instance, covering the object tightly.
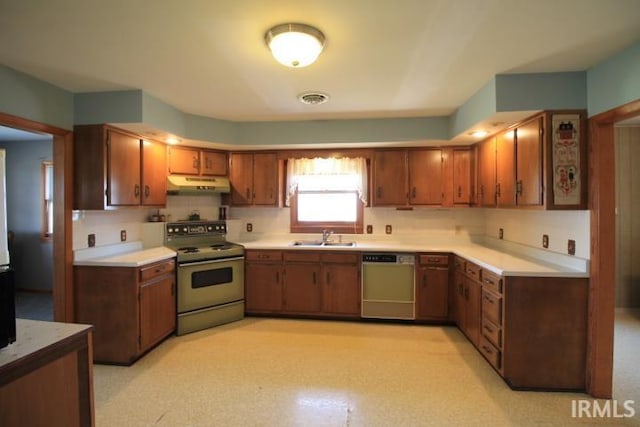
[454,258,481,347]
[372,150,407,206]
[373,149,447,207]
[496,130,516,207]
[74,258,176,365]
[454,254,589,390]
[244,250,360,318]
[415,254,449,320]
[229,152,279,206]
[245,250,283,313]
[515,116,543,206]
[443,147,474,206]
[74,125,167,209]
[476,137,496,207]
[283,252,322,313]
[320,252,360,317]
[168,146,228,176]
[408,149,443,205]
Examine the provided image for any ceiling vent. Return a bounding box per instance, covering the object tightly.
[298,92,329,105]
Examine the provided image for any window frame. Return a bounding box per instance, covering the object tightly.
[41,160,53,241]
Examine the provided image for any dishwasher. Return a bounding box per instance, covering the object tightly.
[361,253,415,320]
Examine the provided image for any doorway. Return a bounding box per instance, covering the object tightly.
[0,112,73,323]
[0,128,54,320]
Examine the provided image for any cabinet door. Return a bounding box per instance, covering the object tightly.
[476,137,496,207]
[229,153,254,205]
[373,150,408,206]
[464,278,481,347]
[322,263,360,316]
[168,146,200,175]
[253,153,278,206]
[453,149,472,204]
[453,271,466,328]
[496,130,516,207]
[416,266,449,319]
[107,130,141,206]
[245,263,283,312]
[283,263,321,313]
[139,275,176,352]
[201,150,228,176]
[408,149,443,205]
[516,117,543,206]
[141,139,167,206]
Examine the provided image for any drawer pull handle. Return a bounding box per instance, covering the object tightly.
[484,278,494,285]
[484,295,494,303]
[482,345,493,354]
[467,269,476,275]
[484,325,494,333]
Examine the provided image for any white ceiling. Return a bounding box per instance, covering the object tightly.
[1,0,640,126]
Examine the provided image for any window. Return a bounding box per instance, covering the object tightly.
[287,157,367,234]
[41,161,53,240]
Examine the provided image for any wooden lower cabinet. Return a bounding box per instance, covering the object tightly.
[415,253,449,320]
[452,257,481,346]
[245,250,360,318]
[74,258,176,365]
[245,250,283,313]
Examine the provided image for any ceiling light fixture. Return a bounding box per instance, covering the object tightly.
[469,130,488,138]
[265,23,325,68]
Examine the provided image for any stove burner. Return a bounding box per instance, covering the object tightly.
[178,246,200,253]
[211,244,231,250]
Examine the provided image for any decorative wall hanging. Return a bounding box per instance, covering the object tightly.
[552,114,581,205]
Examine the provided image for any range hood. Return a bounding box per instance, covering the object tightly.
[167,175,230,195]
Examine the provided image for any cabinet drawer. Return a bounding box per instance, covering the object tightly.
[482,317,502,348]
[453,256,466,274]
[139,260,175,282]
[479,335,502,370]
[481,269,503,294]
[419,254,449,267]
[284,251,321,263]
[482,288,502,326]
[464,261,481,282]
[246,250,282,262]
[321,252,359,264]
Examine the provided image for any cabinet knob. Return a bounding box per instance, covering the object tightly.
[144,185,150,198]
[134,184,140,198]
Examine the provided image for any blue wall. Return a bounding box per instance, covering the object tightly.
[587,41,640,117]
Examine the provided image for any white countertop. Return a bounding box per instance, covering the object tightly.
[239,236,589,278]
[73,242,176,267]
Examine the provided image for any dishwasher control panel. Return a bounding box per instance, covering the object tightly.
[362,253,415,264]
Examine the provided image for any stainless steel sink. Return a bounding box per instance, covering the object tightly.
[290,240,356,247]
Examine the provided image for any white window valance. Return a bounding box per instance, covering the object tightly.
[286,157,368,205]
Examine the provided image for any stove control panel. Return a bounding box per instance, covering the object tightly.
[166,221,227,237]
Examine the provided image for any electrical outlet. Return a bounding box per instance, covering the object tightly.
[568,239,576,255]
[88,233,96,247]
[385,225,392,234]
[366,225,373,234]
[542,234,549,248]
[246,223,253,232]
[499,228,503,239]
[120,230,127,242]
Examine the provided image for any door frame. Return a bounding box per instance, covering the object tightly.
[588,98,640,398]
[0,112,74,322]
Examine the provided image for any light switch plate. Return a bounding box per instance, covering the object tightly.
[385,225,392,234]
[366,225,373,234]
[542,234,549,248]
[88,234,96,247]
[120,230,127,242]
[246,223,253,232]
[568,239,576,255]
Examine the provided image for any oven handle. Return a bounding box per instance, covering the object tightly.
[178,256,245,267]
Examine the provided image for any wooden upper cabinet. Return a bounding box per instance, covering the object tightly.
[141,139,167,206]
[408,149,443,205]
[168,146,227,176]
[229,152,279,206]
[74,125,167,209]
[107,130,141,206]
[476,137,497,207]
[515,116,543,206]
[372,150,408,206]
[496,130,516,207]
[443,147,473,206]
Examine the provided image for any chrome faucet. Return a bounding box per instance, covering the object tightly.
[322,229,334,243]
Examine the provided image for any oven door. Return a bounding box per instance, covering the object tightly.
[177,256,244,313]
